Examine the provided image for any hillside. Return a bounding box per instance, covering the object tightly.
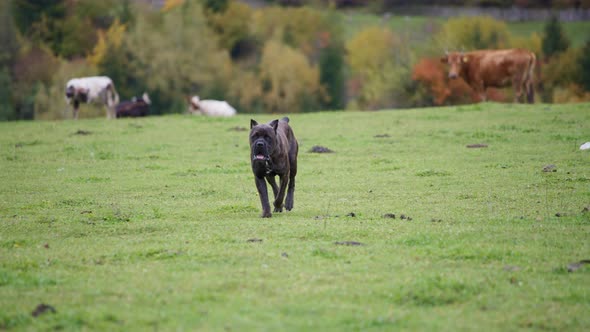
[1,103,589,330]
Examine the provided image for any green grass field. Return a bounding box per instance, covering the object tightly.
[1,103,589,331]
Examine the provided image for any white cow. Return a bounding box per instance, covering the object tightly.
[188,96,237,117]
[65,76,120,119]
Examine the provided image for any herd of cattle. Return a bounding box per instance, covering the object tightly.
[64,77,237,119]
[64,48,536,119]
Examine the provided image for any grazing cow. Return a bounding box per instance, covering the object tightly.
[116,92,151,118]
[188,96,237,117]
[441,49,536,103]
[65,76,120,119]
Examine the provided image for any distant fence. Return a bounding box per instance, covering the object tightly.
[389,6,590,22]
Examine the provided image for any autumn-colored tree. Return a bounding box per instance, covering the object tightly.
[346,26,410,110]
[125,2,231,113]
[205,1,254,56]
[252,6,329,57]
[437,16,511,51]
[259,40,323,113]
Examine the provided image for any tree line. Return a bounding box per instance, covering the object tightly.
[0,0,589,120]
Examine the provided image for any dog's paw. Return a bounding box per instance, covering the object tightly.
[273,206,283,213]
[261,211,272,218]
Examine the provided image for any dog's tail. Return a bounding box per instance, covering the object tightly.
[281,116,290,123]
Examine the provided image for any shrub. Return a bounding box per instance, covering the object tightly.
[541,47,580,102]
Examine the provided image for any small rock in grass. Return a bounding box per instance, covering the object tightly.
[382,213,396,219]
[246,238,262,243]
[346,212,356,217]
[542,164,557,172]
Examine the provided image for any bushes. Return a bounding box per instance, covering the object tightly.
[437,16,511,51]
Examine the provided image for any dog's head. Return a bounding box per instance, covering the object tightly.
[249,119,279,163]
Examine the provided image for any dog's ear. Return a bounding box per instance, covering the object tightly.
[270,119,279,133]
[250,119,258,129]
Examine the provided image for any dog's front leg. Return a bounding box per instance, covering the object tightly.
[255,176,272,218]
[266,175,279,200]
[273,173,289,213]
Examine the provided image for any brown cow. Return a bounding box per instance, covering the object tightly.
[441,49,536,103]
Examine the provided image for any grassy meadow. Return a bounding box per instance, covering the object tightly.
[1,103,589,330]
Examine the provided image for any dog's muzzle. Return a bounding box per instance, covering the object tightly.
[252,140,269,162]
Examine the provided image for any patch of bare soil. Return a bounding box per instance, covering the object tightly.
[567,259,590,272]
[73,129,92,135]
[334,241,364,246]
[32,304,56,317]
[309,146,334,153]
[466,143,488,148]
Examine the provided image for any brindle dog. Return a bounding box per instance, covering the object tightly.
[250,117,298,218]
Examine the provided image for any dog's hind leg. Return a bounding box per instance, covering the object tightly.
[273,173,289,213]
[255,177,272,218]
[285,175,295,211]
[285,144,298,211]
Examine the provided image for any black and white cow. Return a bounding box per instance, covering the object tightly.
[65,76,119,119]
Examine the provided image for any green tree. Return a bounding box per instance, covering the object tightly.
[576,38,590,91]
[0,0,20,120]
[202,0,229,13]
[542,15,570,58]
[319,42,345,110]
